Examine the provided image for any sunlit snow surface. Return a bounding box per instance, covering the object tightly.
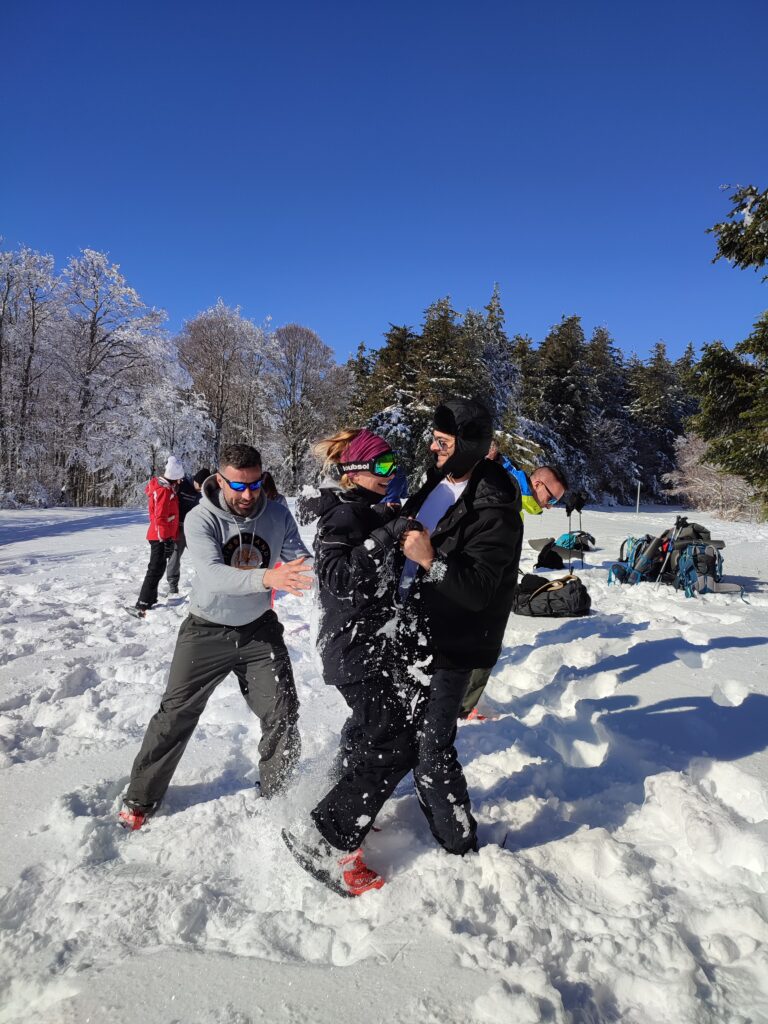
[1,504,767,1024]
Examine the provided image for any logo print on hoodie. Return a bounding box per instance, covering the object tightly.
[222,533,271,569]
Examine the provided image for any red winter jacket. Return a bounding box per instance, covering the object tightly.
[145,476,181,542]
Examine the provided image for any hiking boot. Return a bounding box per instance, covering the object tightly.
[281,826,384,898]
[124,605,147,619]
[118,799,159,831]
[466,707,487,722]
[167,583,179,595]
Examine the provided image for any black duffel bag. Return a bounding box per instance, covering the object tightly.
[512,573,591,617]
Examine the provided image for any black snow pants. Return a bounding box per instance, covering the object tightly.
[125,610,300,805]
[312,666,477,857]
[137,539,173,609]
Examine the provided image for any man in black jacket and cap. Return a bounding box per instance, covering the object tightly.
[393,396,523,855]
[284,397,522,893]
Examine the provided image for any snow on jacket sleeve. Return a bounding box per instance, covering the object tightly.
[148,481,180,542]
[424,511,521,613]
[314,504,384,604]
[183,507,269,596]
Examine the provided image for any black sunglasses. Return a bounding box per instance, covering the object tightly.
[220,474,263,492]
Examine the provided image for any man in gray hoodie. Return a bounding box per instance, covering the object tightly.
[119,443,313,831]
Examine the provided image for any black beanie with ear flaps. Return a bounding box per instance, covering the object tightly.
[433,397,494,478]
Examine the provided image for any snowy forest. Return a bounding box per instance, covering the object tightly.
[1,184,766,516]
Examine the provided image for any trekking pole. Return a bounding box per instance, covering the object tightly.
[578,509,584,570]
[654,515,688,590]
[567,509,573,572]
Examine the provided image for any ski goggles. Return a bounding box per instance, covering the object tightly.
[220,474,263,492]
[340,452,397,477]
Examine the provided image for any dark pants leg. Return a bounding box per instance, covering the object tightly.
[414,667,478,855]
[165,535,186,589]
[125,613,300,805]
[312,681,417,852]
[137,540,170,609]
[234,634,300,796]
[459,666,493,717]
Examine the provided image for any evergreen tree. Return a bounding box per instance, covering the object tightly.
[509,334,538,420]
[627,342,694,499]
[691,313,768,511]
[708,184,768,278]
[535,315,592,446]
[480,285,521,431]
[584,327,637,501]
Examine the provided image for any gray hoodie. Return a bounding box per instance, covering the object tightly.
[183,477,311,626]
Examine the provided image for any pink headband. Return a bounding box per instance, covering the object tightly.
[340,429,391,464]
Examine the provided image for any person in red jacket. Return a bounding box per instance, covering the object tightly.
[126,456,185,619]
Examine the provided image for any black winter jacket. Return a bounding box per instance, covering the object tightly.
[312,486,399,687]
[401,459,523,670]
[178,478,202,524]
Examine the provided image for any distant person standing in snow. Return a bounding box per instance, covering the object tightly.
[127,456,185,618]
[282,428,406,896]
[459,443,568,720]
[118,443,313,831]
[164,467,210,595]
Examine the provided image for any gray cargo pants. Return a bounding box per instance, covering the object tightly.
[165,534,186,589]
[125,610,300,805]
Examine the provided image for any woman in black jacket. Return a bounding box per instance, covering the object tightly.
[283,427,412,896]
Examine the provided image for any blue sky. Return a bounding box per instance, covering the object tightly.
[2,1,766,361]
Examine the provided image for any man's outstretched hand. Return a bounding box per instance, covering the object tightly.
[263,556,314,596]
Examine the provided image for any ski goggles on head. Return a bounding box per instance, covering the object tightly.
[340,452,397,477]
[220,474,263,492]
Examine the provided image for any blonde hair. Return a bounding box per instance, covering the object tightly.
[313,428,362,489]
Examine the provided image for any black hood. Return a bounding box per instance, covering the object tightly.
[433,397,493,478]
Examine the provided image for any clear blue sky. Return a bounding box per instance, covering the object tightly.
[2,1,766,361]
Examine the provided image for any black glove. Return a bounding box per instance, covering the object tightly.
[369,516,423,551]
[163,539,175,557]
[563,490,587,516]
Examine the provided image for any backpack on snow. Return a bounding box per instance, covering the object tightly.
[554,531,596,552]
[671,543,742,597]
[608,534,667,585]
[513,573,591,617]
[609,521,742,598]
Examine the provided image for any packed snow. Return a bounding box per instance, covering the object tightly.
[1,504,767,1024]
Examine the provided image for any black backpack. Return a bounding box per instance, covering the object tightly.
[513,573,591,617]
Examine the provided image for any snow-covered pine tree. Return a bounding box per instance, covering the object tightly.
[583,326,638,502]
[708,184,768,278]
[626,342,690,500]
[479,284,521,433]
[691,313,768,514]
[526,315,593,489]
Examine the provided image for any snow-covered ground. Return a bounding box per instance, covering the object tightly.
[1,504,767,1024]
